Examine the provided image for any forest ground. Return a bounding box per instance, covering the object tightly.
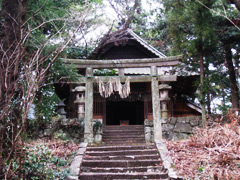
[166,115,240,179]
[26,115,240,179]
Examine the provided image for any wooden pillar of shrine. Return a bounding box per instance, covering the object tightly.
[151,66,162,142]
[84,67,94,143]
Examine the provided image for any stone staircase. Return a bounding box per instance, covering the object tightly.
[79,144,168,179]
[102,125,146,145]
[79,125,169,179]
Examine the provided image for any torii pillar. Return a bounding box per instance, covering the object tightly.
[151,66,162,142]
[84,67,94,143]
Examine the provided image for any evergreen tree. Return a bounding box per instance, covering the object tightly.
[160,0,217,127]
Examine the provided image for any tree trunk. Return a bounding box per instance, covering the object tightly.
[207,93,211,114]
[206,71,211,114]
[199,46,207,128]
[0,0,28,178]
[1,0,28,49]
[225,44,239,112]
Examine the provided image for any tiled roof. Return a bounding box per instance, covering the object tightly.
[88,28,166,59]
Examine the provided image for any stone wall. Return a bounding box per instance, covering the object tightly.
[145,116,202,141]
[43,118,102,143]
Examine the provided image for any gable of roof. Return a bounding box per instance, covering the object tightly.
[126,29,166,58]
[89,28,166,59]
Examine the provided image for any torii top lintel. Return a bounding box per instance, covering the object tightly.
[62,55,182,69]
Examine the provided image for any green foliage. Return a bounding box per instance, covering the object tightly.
[51,58,80,82]
[28,0,79,36]
[22,145,70,179]
[34,86,60,121]
[4,145,70,179]
[198,166,204,172]
[93,121,102,133]
[156,0,240,113]
[25,58,80,137]
[24,0,103,131]
[54,129,69,141]
[28,58,80,133]
[217,103,231,115]
[64,46,93,59]
[94,69,118,76]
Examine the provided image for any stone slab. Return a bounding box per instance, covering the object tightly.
[177,117,186,123]
[79,172,168,180]
[69,156,82,175]
[65,175,78,180]
[173,132,189,140]
[161,118,169,124]
[77,148,86,155]
[190,118,199,126]
[82,159,160,167]
[67,142,88,178]
[87,145,154,151]
[144,119,154,126]
[86,149,157,156]
[174,123,192,133]
[155,141,183,180]
[162,124,174,132]
[84,154,160,160]
[170,117,177,124]
[79,142,88,148]
[81,166,164,173]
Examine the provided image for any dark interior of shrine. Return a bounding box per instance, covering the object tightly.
[106,100,144,125]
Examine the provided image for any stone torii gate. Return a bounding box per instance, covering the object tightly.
[63,55,181,143]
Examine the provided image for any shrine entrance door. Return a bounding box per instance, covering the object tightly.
[106,101,144,125]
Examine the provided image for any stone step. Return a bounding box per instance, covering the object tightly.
[103,134,145,138]
[79,172,168,180]
[85,149,157,156]
[103,130,144,133]
[103,132,144,136]
[84,154,160,160]
[103,139,146,145]
[103,126,144,130]
[103,129,144,132]
[82,159,161,167]
[102,137,145,141]
[86,145,154,151]
[102,143,147,146]
[81,166,165,173]
[103,135,144,139]
[104,128,144,130]
[104,125,144,128]
[103,127,144,130]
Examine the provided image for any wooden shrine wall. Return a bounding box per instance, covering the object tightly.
[173,99,201,117]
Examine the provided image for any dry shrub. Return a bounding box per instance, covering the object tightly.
[166,115,240,179]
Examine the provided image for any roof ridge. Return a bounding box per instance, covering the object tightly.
[126,29,166,58]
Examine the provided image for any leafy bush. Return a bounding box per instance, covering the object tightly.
[21,145,70,179]
[54,129,69,141]
[93,120,102,133]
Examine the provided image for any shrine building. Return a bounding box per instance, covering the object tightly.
[55,29,202,142]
